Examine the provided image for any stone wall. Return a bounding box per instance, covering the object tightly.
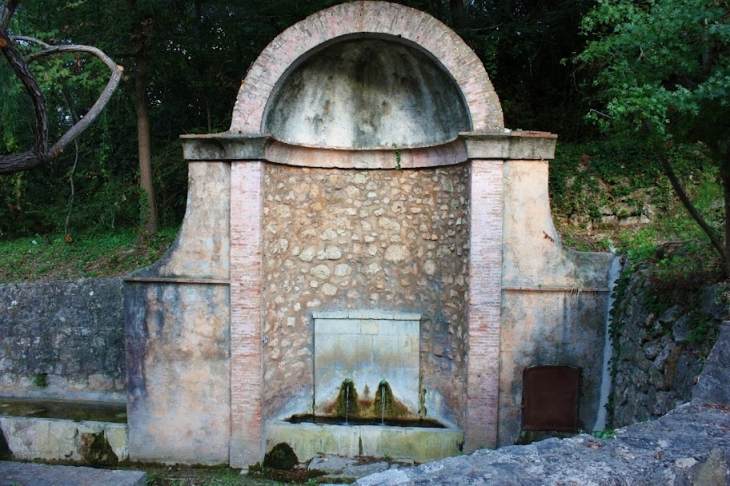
[610,258,725,427]
[261,164,470,427]
[0,278,125,402]
[497,159,616,445]
[125,282,231,465]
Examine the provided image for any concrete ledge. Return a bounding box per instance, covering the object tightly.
[313,310,421,321]
[266,421,463,463]
[0,416,128,463]
[461,131,557,160]
[0,461,146,486]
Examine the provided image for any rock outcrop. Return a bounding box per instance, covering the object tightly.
[356,323,730,485]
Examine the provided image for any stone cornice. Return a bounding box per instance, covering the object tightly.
[181,131,557,167]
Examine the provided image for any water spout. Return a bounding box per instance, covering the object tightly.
[336,378,358,423]
[376,379,393,425]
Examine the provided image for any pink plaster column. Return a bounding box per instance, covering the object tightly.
[229,161,264,467]
[466,159,504,451]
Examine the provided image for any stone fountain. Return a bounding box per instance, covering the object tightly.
[124,1,615,467]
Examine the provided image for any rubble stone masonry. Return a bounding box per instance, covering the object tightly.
[261,163,471,427]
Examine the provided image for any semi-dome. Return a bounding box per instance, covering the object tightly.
[263,37,472,150]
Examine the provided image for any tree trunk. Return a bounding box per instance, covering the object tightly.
[658,149,728,278]
[128,0,158,234]
[134,52,157,233]
[721,147,730,278]
[450,0,466,29]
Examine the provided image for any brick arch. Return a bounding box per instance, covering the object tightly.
[229,1,504,135]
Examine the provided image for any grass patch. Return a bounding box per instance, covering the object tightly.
[0,227,177,282]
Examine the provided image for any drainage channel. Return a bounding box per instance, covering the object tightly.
[0,397,126,423]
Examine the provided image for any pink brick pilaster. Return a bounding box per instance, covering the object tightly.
[229,161,264,467]
[466,159,504,451]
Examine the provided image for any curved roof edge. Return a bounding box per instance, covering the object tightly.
[229,1,504,134]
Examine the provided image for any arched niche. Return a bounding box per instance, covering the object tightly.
[230,1,504,135]
[263,37,472,149]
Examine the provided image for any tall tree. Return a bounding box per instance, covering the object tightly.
[578,0,730,275]
[127,0,157,233]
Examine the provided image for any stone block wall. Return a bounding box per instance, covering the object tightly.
[0,278,125,402]
[260,164,470,427]
[610,258,725,427]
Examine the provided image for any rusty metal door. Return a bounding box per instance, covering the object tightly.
[522,365,580,431]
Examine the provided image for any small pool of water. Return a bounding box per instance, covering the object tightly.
[0,397,126,423]
[286,414,446,428]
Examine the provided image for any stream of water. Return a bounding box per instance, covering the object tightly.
[594,255,623,431]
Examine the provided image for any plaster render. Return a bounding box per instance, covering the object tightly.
[264,38,470,149]
[133,162,230,281]
[502,160,612,288]
[125,283,230,465]
[498,159,615,445]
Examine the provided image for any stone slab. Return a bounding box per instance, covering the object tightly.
[314,314,421,414]
[266,421,463,464]
[0,461,145,486]
[0,417,128,463]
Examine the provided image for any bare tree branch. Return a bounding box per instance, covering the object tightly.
[0,31,49,163]
[0,16,122,174]
[0,0,19,30]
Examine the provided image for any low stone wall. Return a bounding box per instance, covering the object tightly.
[0,416,128,464]
[0,278,125,402]
[609,258,725,427]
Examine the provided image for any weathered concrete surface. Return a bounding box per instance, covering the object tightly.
[266,421,463,463]
[133,161,230,280]
[0,461,145,486]
[123,161,232,465]
[265,38,471,149]
[498,158,615,446]
[0,278,125,402]
[125,283,230,465]
[502,160,612,288]
[499,291,610,444]
[0,416,128,463]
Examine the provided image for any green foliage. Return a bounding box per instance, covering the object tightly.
[551,138,723,262]
[0,227,177,282]
[263,442,299,472]
[33,373,48,388]
[575,0,730,273]
[592,429,615,439]
[579,0,730,147]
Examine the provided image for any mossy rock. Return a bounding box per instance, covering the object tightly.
[80,431,118,466]
[263,442,299,471]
